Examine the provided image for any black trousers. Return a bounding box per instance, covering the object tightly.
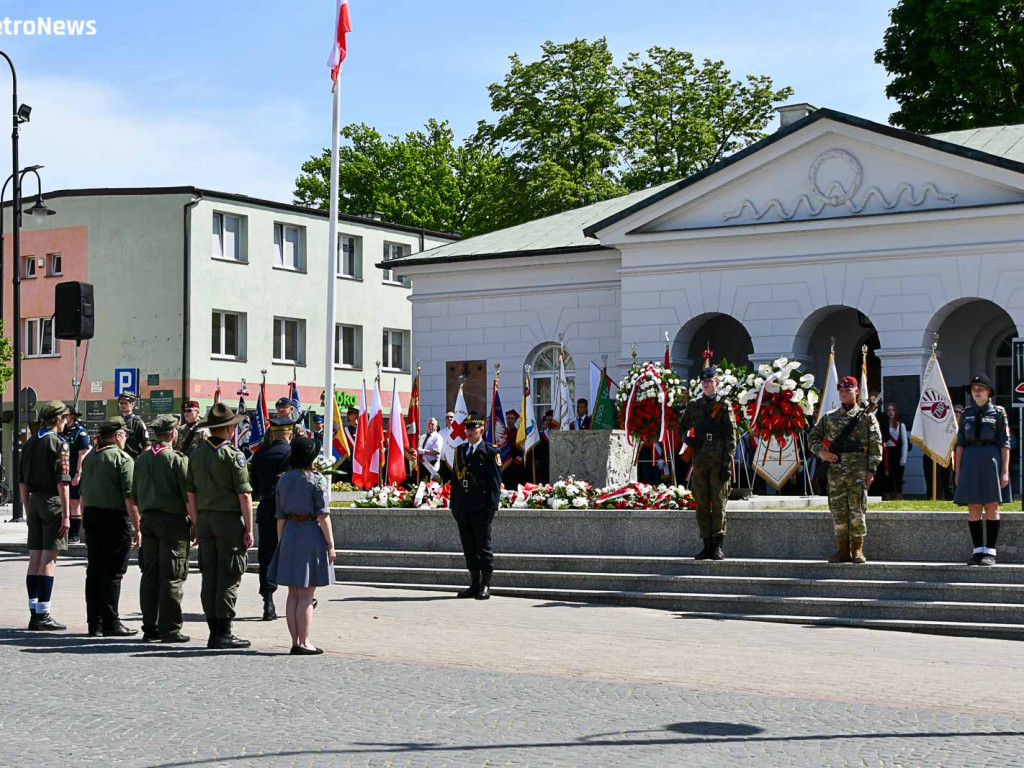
[453,508,496,574]
[257,508,278,597]
[82,506,132,628]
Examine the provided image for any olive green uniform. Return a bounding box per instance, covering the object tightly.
[20,430,72,551]
[808,404,883,539]
[134,443,191,637]
[679,395,736,538]
[173,422,210,457]
[121,413,150,458]
[186,437,253,622]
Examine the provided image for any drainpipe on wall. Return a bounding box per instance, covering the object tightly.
[181,194,201,408]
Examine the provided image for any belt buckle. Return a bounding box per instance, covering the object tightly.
[461,479,469,489]
[705,434,713,442]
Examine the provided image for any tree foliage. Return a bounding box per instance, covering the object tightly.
[875,0,1024,132]
[0,320,13,396]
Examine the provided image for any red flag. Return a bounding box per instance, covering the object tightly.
[405,371,420,461]
[664,342,671,369]
[352,381,368,488]
[327,0,352,83]
[358,380,383,487]
[387,380,407,484]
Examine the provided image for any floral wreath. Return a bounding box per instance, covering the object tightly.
[615,362,687,446]
[737,357,819,447]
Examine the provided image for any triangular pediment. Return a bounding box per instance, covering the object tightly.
[596,116,1024,239]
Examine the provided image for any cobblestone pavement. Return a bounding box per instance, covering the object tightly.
[2,552,1024,766]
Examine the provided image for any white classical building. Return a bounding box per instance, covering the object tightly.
[391,106,1024,493]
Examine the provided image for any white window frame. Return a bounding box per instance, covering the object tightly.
[212,212,244,262]
[24,317,59,358]
[382,328,409,372]
[47,253,62,277]
[382,242,411,285]
[337,234,362,279]
[23,255,37,279]
[528,344,575,426]
[273,222,305,271]
[334,323,362,368]
[273,316,306,365]
[211,310,246,360]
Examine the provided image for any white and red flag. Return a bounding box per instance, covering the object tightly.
[442,386,469,468]
[327,0,352,83]
[387,380,407,485]
[352,381,368,488]
[360,379,384,486]
[910,352,958,467]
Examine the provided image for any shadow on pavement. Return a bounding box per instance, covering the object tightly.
[332,595,453,603]
[0,628,275,656]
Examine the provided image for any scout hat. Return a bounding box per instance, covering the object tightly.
[970,374,995,395]
[288,436,318,469]
[700,367,718,381]
[198,402,245,428]
[39,400,69,421]
[465,412,486,429]
[150,415,179,434]
[118,392,138,403]
[837,376,859,390]
[98,416,127,436]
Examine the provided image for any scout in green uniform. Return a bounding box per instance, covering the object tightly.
[808,375,883,564]
[80,417,141,636]
[186,402,254,649]
[134,415,192,642]
[118,392,150,458]
[20,401,73,631]
[173,400,210,457]
[679,368,737,560]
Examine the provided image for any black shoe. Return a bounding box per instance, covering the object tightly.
[979,554,997,567]
[457,570,481,598]
[206,618,219,648]
[709,534,725,561]
[141,630,161,642]
[693,539,712,560]
[291,645,323,655]
[161,632,191,643]
[967,551,984,566]
[88,624,103,637]
[312,598,318,610]
[262,596,277,621]
[102,622,138,637]
[209,620,250,650]
[475,572,492,600]
[33,614,66,631]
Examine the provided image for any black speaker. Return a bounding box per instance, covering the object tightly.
[54,281,95,340]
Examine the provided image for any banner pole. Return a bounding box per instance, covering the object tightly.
[932,460,937,502]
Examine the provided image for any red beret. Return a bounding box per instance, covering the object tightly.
[837,376,858,390]
[184,400,200,409]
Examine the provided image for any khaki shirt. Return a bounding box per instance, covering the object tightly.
[186,437,252,512]
[808,404,884,475]
[80,444,134,509]
[134,443,189,518]
[19,430,72,494]
[174,422,211,457]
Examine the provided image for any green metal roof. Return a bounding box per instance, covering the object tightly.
[929,124,1024,164]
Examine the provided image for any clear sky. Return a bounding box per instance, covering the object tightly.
[0,0,899,202]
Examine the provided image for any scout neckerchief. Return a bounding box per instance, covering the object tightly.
[151,443,171,456]
[96,444,118,454]
[206,437,231,449]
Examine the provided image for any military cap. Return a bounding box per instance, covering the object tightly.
[183,400,200,410]
[150,414,179,434]
[346,407,359,416]
[465,412,486,429]
[700,367,718,381]
[117,392,138,403]
[198,402,245,428]
[837,376,859,390]
[288,436,318,468]
[98,416,127,435]
[970,373,995,394]
[68,407,83,418]
[269,412,300,430]
[39,400,69,421]
[314,414,324,423]
[275,396,300,410]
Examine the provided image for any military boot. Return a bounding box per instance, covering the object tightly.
[262,595,277,621]
[206,617,219,649]
[32,613,66,631]
[828,536,851,563]
[850,536,867,564]
[693,539,712,560]
[457,570,480,599]
[210,619,251,649]
[475,571,492,600]
[709,534,725,561]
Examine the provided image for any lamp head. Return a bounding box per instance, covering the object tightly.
[16,104,31,124]
[26,194,55,224]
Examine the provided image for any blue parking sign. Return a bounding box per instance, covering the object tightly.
[115,368,138,397]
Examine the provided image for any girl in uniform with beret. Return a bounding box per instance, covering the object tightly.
[954,374,1011,565]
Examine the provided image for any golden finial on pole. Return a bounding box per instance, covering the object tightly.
[931,333,939,354]
[630,342,638,365]
[495,361,501,380]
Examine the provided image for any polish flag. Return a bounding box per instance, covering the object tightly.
[352,381,368,488]
[387,380,407,485]
[327,0,352,83]
[360,379,384,487]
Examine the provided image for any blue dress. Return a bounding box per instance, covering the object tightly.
[953,403,1012,505]
[267,469,335,588]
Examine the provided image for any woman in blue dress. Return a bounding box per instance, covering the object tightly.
[268,437,336,654]
[953,375,1011,566]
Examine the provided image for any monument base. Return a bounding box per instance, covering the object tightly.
[548,429,636,487]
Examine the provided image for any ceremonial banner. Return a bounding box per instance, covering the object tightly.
[487,377,511,468]
[910,353,957,467]
[816,351,841,423]
[517,375,540,456]
[753,435,801,490]
[442,385,468,468]
[554,352,572,430]
[387,380,407,484]
[591,368,615,430]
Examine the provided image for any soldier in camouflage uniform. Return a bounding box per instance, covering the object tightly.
[679,368,736,560]
[808,375,883,564]
[173,400,210,457]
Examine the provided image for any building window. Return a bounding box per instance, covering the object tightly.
[528,344,575,426]
[212,212,243,261]
[382,242,410,285]
[273,317,305,365]
[338,234,362,278]
[382,328,409,371]
[334,323,362,368]
[23,255,36,279]
[212,310,245,359]
[24,317,58,358]
[47,253,62,277]
[274,223,304,271]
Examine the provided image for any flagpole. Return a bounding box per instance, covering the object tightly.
[322,78,341,464]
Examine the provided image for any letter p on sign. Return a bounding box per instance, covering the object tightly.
[114,368,138,398]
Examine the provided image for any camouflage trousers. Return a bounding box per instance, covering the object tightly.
[690,462,729,538]
[827,465,868,538]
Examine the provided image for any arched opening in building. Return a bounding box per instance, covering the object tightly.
[672,313,753,379]
[525,342,575,426]
[794,306,880,395]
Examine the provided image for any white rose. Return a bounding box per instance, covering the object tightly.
[800,373,814,387]
[572,497,587,509]
[784,379,797,391]
[807,390,819,405]
[793,388,804,402]
[801,402,813,415]
[758,365,771,377]
[755,377,765,388]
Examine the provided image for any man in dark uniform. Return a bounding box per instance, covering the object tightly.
[62,408,92,542]
[186,402,254,649]
[443,412,502,600]
[80,416,140,636]
[337,407,359,481]
[117,392,149,458]
[679,368,736,560]
[250,413,299,621]
[134,415,192,642]
[311,414,325,456]
[174,400,210,457]
[261,396,308,449]
[20,401,73,631]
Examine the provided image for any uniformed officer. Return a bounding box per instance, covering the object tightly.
[442,412,502,600]
[133,415,192,642]
[679,368,737,560]
[20,401,73,631]
[954,374,1011,566]
[311,414,325,456]
[186,402,254,649]
[117,392,150,458]
[62,408,93,543]
[808,375,883,564]
[173,400,210,457]
[260,396,308,450]
[80,416,140,636]
[250,412,300,621]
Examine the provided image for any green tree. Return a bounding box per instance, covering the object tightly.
[619,47,792,190]
[875,0,1024,132]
